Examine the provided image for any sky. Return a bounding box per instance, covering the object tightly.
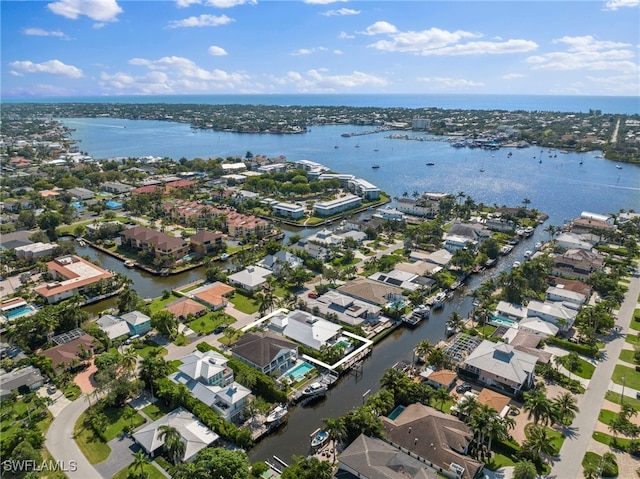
[2,0,639,98]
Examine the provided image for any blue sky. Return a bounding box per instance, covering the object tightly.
[2,0,639,98]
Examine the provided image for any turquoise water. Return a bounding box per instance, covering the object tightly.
[285,362,314,381]
[388,405,406,420]
[182,253,198,261]
[4,305,36,319]
[335,340,351,349]
[491,315,517,328]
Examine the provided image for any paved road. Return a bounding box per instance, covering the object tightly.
[45,395,102,479]
[551,269,640,478]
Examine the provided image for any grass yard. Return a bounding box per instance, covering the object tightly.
[148,294,182,313]
[131,341,167,359]
[598,409,618,426]
[630,318,640,332]
[619,349,638,365]
[612,365,640,390]
[593,431,634,449]
[605,390,640,410]
[570,357,596,380]
[74,411,111,464]
[112,463,166,479]
[229,293,260,314]
[626,334,639,346]
[102,406,146,441]
[142,401,174,421]
[188,312,229,335]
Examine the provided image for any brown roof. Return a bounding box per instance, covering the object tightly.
[337,278,403,306]
[476,388,511,414]
[42,334,96,369]
[193,282,234,307]
[190,230,223,244]
[426,369,457,388]
[34,256,113,299]
[121,225,187,251]
[164,297,207,318]
[548,277,592,296]
[231,331,298,368]
[381,403,482,479]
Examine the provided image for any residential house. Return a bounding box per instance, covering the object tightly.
[121,310,152,336]
[101,182,134,194]
[120,225,189,264]
[269,310,342,351]
[476,388,512,418]
[164,297,207,321]
[190,282,235,310]
[258,250,304,274]
[170,351,251,423]
[368,269,430,292]
[231,331,298,376]
[552,249,605,280]
[444,222,489,252]
[42,333,96,374]
[96,314,131,340]
[35,255,114,304]
[67,187,95,201]
[306,228,344,246]
[133,407,218,462]
[422,249,453,268]
[518,317,560,338]
[459,341,537,396]
[290,238,331,260]
[526,299,577,332]
[189,230,223,255]
[227,266,271,293]
[554,232,594,251]
[545,285,587,306]
[224,211,269,238]
[420,368,458,391]
[311,290,381,326]
[381,403,483,479]
[14,242,58,261]
[495,301,527,322]
[336,434,441,479]
[338,277,405,307]
[0,366,46,399]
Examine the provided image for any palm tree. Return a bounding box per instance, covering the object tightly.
[522,424,556,463]
[513,459,538,479]
[120,349,138,376]
[129,450,149,479]
[582,462,599,479]
[523,389,553,426]
[456,394,478,422]
[322,417,346,463]
[413,339,433,363]
[446,312,465,334]
[434,387,450,412]
[158,425,185,465]
[522,197,531,209]
[553,392,579,426]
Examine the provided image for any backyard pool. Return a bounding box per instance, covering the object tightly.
[284,361,315,382]
[490,315,517,328]
[2,304,37,320]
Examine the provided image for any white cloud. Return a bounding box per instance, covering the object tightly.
[333,50,343,55]
[47,0,122,22]
[290,46,327,56]
[338,31,354,40]
[604,0,639,10]
[176,0,255,6]
[23,28,67,38]
[526,35,638,73]
[168,14,233,28]
[176,0,201,7]
[322,8,360,16]
[9,59,84,78]
[502,73,526,80]
[417,77,484,89]
[208,45,228,56]
[361,21,397,36]
[273,69,388,92]
[304,0,347,4]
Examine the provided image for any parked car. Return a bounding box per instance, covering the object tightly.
[307,292,319,299]
[456,383,472,393]
[214,325,226,334]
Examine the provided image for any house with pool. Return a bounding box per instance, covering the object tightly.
[268,310,342,351]
[0,297,38,323]
[231,331,298,376]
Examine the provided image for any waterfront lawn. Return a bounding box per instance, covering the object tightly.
[148,293,181,313]
[142,401,174,421]
[103,405,146,441]
[619,348,638,365]
[612,365,640,390]
[74,411,111,464]
[605,390,640,410]
[229,292,260,314]
[112,463,166,479]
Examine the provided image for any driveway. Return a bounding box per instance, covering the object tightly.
[551,269,640,478]
[94,435,139,478]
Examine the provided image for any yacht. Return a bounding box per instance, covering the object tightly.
[513,261,521,268]
[311,430,329,448]
[432,292,447,309]
[124,260,135,268]
[265,404,288,424]
[616,165,622,169]
[426,162,435,166]
[301,382,327,398]
[524,250,533,260]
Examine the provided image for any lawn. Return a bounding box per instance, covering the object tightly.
[630,318,640,332]
[142,401,174,421]
[40,448,70,479]
[0,396,52,441]
[570,357,596,380]
[131,341,167,359]
[598,409,618,427]
[593,430,634,449]
[148,293,181,313]
[605,390,640,410]
[74,411,111,464]
[619,349,638,365]
[102,405,146,441]
[612,365,640,390]
[229,293,260,314]
[112,463,166,479]
[188,312,229,335]
[625,334,639,346]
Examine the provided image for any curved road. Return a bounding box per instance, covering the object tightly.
[45,395,103,479]
[551,267,640,478]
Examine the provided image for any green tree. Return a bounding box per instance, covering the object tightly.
[513,459,538,479]
[322,417,346,463]
[174,447,250,479]
[151,310,179,340]
[281,455,332,479]
[523,389,553,426]
[158,425,186,465]
[128,450,150,479]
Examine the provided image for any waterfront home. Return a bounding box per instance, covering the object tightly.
[348,177,381,201]
[314,194,362,217]
[342,216,382,233]
[227,266,271,293]
[120,225,190,264]
[495,301,528,322]
[121,310,152,336]
[545,285,587,306]
[272,202,305,220]
[459,341,537,396]
[444,232,478,252]
[189,230,223,255]
[258,250,304,273]
[35,255,114,304]
[85,221,125,239]
[396,196,441,219]
[133,407,218,462]
[306,228,344,246]
[381,403,483,479]
[309,289,382,326]
[420,367,458,391]
[337,434,441,479]
[338,230,368,244]
[42,332,97,374]
[269,310,342,351]
[571,213,616,235]
[163,297,207,321]
[190,282,235,310]
[290,238,332,260]
[484,214,516,232]
[554,232,595,251]
[0,366,46,399]
[373,207,405,221]
[295,159,329,174]
[338,277,405,307]
[231,331,298,376]
[551,249,605,280]
[395,260,440,279]
[14,242,58,261]
[526,300,577,332]
[170,351,250,423]
[96,314,131,340]
[224,211,270,238]
[368,269,429,292]
[420,248,453,268]
[501,329,551,364]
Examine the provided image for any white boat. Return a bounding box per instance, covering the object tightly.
[220,253,229,260]
[513,261,521,268]
[266,404,288,423]
[124,260,135,268]
[311,431,329,448]
[524,250,533,259]
[433,292,447,309]
[301,382,327,398]
[534,242,542,250]
[616,165,622,169]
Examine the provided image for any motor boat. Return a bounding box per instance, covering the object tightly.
[265,404,288,423]
[311,430,329,448]
[301,382,328,398]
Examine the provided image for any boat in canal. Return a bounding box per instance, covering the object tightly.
[124,260,135,268]
[403,304,430,327]
[372,164,380,169]
[310,430,329,448]
[266,404,288,424]
[432,292,447,310]
[300,382,328,399]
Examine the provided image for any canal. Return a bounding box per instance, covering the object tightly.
[72,225,545,466]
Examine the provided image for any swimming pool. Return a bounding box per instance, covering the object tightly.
[335,340,351,349]
[490,315,517,328]
[284,362,315,382]
[3,305,37,320]
[388,405,405,420]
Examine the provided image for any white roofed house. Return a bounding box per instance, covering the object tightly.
[272,202,305,220]
[170,350,251,423]
[227,265,271,292]
[545,285,587,306]
[460,340,537,396]
[495,301,528,322]
[258,250,304,274]
[526,299,578,332]
[269,310,342,351]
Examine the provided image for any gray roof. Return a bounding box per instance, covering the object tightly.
[121,310,151,327]
[463,341,537,385]
[231,331,297,368]
[96,314,130,339]
[0,366,45,396]
[279,310,342,350]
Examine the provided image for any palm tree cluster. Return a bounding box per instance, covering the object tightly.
[523,388,579,428]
